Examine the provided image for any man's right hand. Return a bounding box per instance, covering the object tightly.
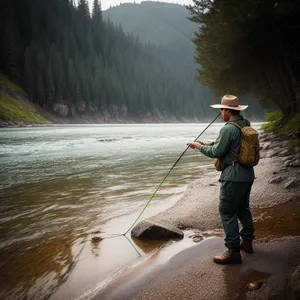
[187,142,201,149]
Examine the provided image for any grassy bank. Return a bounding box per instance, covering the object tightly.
[0,73,47,124]
[0,91,46,123]
[261,110,300,147]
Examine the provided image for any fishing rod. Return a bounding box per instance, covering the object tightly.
[122,112,221,236]
[92,112,221,241]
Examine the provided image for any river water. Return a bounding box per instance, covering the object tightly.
[0,123,261,300]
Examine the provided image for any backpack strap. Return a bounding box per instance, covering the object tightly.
[226,121,243,130]
[225,121,244,160]
[226,119,250,129]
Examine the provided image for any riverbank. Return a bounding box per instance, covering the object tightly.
[93,132,300,300]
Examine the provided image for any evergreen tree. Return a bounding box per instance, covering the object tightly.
[187,0,300,116]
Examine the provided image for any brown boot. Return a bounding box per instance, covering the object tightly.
[240,240,253,254]
[213,249,242,265]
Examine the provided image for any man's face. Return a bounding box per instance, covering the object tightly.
[220,108,230,122]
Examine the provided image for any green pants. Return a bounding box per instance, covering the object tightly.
[219,180,255,249]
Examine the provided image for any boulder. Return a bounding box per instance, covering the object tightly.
[265,148,281,158]
[282,155,296,163]
[52,103,68,116]
[281,140,289,148]
[119,104,128,117]
[285,264,300,300]
[278,149,294,157]
[284,178,299,190]
[131,220,184,240]
[262,142,272,151]
[290,160,300,167]
[268,176,284,184]
[284,160,293,167]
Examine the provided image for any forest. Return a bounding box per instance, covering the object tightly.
[0,0,218,121]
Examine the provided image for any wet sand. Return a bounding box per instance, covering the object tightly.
[93,143,300,300]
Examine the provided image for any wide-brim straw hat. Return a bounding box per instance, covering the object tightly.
[210,95,248,111]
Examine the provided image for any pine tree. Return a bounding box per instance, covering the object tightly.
[24,46,35,101]
[45,62,55,108]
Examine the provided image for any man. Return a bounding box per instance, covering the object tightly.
[188,95,255,265]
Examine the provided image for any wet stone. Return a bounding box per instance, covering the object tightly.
[131,220,184,240]
[192,236,203,243]
[247,281,263,291]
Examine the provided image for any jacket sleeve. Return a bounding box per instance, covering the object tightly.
[199,126,231,158]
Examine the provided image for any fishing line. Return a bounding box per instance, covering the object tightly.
[122,112,221,236]
[91,112,220,241]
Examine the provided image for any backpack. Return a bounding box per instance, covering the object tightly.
[227,120,260,167]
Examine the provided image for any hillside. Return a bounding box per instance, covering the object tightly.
[103,1,197,61]
[103,1,267,120]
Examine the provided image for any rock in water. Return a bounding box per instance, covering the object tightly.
[92,236,103,243]
[131,220,184,240]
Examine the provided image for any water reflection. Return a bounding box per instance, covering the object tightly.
[0,232,80,300]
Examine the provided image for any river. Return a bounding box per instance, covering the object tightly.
[0,123,261,300]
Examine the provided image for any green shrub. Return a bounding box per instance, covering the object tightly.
[260,110,283,132]
[279,112,300,135]
[288,139,300,148]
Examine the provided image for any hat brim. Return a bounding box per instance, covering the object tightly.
[210,104,248,111]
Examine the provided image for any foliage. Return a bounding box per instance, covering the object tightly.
[187,0,300,117]
[288,139,300,148]
[280,112,300,149]
[0,91,46,123]
[260,110,283,132]
[260,110,299,148]
[279,112,300,135]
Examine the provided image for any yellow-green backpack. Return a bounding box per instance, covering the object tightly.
[227,120,260,167]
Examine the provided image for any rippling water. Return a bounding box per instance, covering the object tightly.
[0,123,261,300]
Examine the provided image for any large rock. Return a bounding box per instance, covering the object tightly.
[268,176,284,184]
[290,160,300,167]
[284,178,299,189]
[52,103,68,116]
[278,149,294,157]
[286,264,300,300]
[131,220,184,240]
[263,142,272,151]
[265,148,281,158]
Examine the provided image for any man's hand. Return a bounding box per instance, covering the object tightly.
[187,142,201,149]
[206,141,214,146]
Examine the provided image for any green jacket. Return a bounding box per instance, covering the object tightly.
[200,115,255,182]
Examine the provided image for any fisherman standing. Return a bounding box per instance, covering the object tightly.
[188,95,257,264]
